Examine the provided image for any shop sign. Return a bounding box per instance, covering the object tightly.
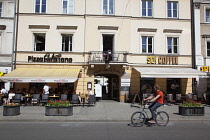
[54,79,68,82]
[8,79,23,82]
[0,71,5,77]
[28,53,73,63]
[147,56,178,65]
[200,66,210,72]
[31,79,45,82]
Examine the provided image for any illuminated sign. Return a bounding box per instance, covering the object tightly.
[28,53,73,63]
[147,56,178,65]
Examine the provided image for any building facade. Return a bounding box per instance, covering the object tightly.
[194,0,210,97]
[1,0,206,101]
[0,0,15,90]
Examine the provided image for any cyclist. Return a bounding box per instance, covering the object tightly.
[144,84,164,123]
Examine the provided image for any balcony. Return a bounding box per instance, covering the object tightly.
[88,51,128,64]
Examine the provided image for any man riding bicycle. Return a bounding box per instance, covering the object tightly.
[144,84,164,123]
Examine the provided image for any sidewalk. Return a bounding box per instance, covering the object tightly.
[0,100,210,122]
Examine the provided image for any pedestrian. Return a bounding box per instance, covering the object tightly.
[43,84,50,94]
[0,86,9,105]
[144,84,164,123]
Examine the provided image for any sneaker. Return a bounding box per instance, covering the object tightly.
[148,120,155,123]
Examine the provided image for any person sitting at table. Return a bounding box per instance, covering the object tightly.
[86,89,93,102]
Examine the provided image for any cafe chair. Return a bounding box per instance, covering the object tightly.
[60,94,68,101]
[31,94,40,106]
[88,95,96,106]
[40,94,49,106]
[12,94,21,104]
[71,95,79,106]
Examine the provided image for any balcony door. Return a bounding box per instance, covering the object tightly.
[102,34,114,52]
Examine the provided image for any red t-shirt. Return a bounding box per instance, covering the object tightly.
[155,90,164,104]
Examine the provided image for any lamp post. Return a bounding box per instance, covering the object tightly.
[191,0,198,95]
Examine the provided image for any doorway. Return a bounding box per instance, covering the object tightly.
[94,74,119,100]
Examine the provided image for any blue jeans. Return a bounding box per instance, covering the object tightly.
[148,102,163,120]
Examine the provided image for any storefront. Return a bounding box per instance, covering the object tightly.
[0,68,80,96]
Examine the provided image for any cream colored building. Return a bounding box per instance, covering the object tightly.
[1,0,206,102]
[0,0,15,90]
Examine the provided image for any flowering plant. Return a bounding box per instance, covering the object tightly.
[179,100,203,107]
[5,103,20,106]
[46,100,71,107]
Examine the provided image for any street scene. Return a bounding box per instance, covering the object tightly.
[1,0,210,140]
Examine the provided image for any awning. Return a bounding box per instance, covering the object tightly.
[0,68,80,83]
[134,67,207,78]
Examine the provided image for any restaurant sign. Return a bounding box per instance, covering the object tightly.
[200,66,210,72]
[147,56,178,65]
[28,53,73,63]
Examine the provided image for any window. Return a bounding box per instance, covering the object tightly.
[207,42,210,56]
[62,0,74,14]
[35,0,46,13]
[206,9,210,22]
[62,34,73,52]
[167,37,178,54]
[142,36,153,53]
[103,0,114,15]
[167,1,178,18]
[142,0,153,17]
[0,2,2,17]
[34,33,45,51]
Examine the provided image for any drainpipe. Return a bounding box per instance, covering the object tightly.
[11,0,17,71]
[191,0,197,95]
[13,0,19,70]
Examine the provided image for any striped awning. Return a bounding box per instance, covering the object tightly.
[0,68,80,83]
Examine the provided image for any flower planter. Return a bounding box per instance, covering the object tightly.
[179,106,205,116]
[45,106,73,116]
[3,106,20,116]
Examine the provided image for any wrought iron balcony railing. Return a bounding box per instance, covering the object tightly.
[88,51,128,64]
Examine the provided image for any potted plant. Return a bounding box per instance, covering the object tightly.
[3,103,20,116]
[179,100,204,116]
[45,100,73,116]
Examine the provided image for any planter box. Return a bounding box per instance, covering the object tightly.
[45,106,73,116]
[179,106,205,116]
[3,106,20,116]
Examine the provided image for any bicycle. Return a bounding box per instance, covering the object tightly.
[130,101,169,127]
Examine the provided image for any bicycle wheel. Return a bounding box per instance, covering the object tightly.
[131,111,146,127]
[155,111,169,126]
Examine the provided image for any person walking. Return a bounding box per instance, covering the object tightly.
[144,84,164,123]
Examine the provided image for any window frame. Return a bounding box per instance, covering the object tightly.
[141,36,154,54]
[33,33,46,52]
[102,0,115,15]
[34,0,47,13]
[205,6,210,23]
[141,0,153,17]
[61,34,73,52]
[167,1,178,18]
[167,37,179,54]
[62,0,74,14]
[0,2,2,17]
[207,40,210,57]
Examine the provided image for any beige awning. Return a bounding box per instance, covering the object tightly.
[0,68,80,83]
[134,67,207,78]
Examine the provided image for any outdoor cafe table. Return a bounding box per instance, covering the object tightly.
[22,95,33,106]
[49,95,60,101]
